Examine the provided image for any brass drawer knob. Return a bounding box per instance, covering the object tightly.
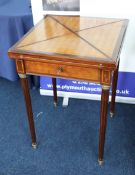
[57,66,63,74]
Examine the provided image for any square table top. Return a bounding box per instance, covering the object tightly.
[9,15,128,69]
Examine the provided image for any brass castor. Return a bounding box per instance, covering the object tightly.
[98,159,104,166]
[110,112,114,118]
[54,102,57,107]
[32,142,37,149]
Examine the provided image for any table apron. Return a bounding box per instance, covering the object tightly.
[16,60,112,85]
[26,60,100,82]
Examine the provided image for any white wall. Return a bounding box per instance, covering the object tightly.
[80,0,135,17]
[31,0,43,24]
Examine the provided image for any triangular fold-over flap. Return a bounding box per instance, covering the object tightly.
[17,16,71,48]
[78,21,124,60]
[17,33,108,60]
[53,15,121,32]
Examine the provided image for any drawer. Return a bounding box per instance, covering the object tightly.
[25,61,100,82]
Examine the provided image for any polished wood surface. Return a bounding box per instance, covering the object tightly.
[8,15,128,164]
[24,60,100,83]
[9,15,128,69]
[52,78,57,106]
[98,86,110,164]
[20,76,36,146]
[110,62,119,116]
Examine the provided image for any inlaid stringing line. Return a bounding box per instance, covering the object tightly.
[16,15,124,61]
[50,15,112,60]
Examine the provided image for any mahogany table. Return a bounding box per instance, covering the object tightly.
[8,15,128,165]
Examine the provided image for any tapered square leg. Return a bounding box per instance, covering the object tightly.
[98,85,110,165]
[110,63,119,117]
[52,78,58,107]
[19,74,37,148]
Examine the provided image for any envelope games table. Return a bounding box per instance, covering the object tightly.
[8,15,128,164]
